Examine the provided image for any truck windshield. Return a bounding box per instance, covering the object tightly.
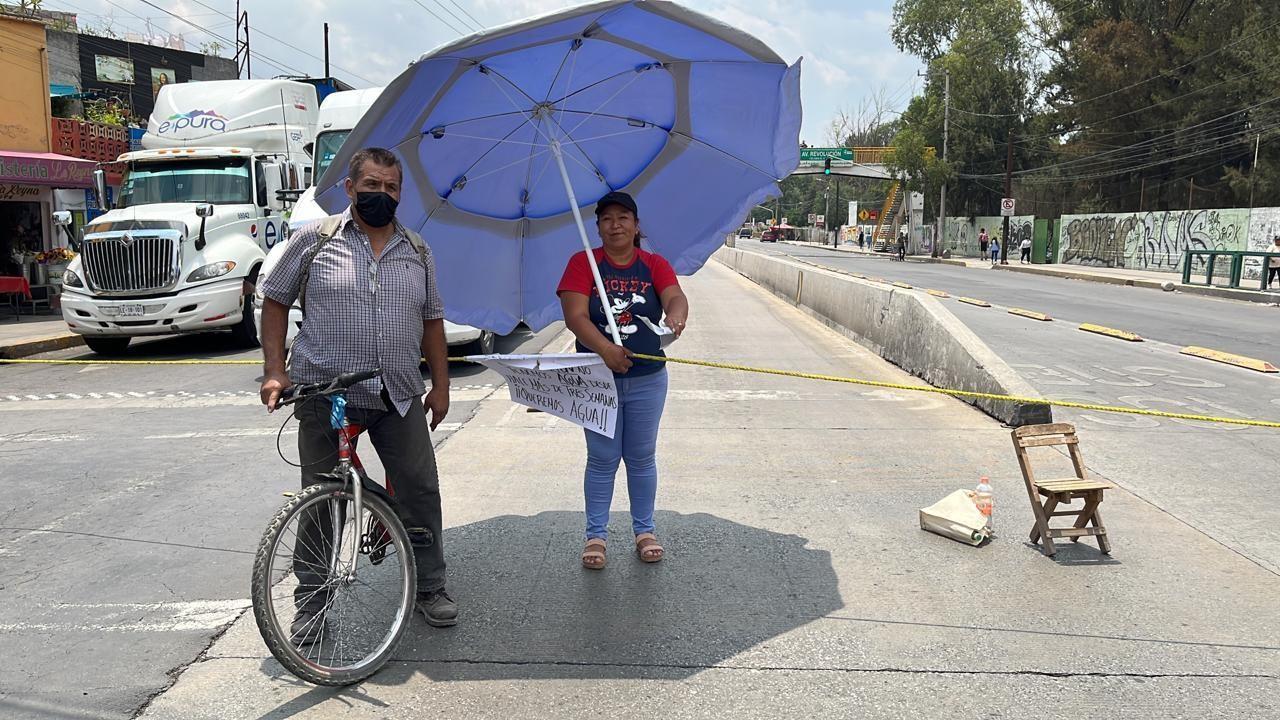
[313,130,350,180]
[118,158,252,208]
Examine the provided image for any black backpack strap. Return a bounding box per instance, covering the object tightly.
[297,214,344,316]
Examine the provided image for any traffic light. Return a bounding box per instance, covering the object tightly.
[824,157,832,175]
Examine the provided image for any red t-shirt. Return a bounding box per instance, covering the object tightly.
[557,247,679,376]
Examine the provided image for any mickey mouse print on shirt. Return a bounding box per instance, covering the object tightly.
[556,247,679,377]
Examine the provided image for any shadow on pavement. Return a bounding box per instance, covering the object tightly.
[252,509,841,713]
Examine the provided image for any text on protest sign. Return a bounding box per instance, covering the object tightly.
[471,353,618,438]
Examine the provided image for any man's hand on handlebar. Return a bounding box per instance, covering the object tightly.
[261,370,293,413]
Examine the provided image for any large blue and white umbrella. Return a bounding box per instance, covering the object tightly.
[315,0,802,339]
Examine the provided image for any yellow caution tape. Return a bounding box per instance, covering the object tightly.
[630,353,1280,430]
[5,352,1278,429]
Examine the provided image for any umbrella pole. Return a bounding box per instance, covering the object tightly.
[551,140,623,345]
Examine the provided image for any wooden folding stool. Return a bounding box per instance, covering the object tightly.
[1010,423,1113,557]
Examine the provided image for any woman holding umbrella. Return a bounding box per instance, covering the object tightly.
[558,191,688,569]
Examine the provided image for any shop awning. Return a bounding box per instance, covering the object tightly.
[50,84,80,97]
[0,150,96,189]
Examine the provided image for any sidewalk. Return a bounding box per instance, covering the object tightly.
[0,315,81,358]
[139,260,1279,718]
[781,240,1279,304]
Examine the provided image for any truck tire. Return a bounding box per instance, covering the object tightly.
[230,294,260,348]
[84,336,131,355]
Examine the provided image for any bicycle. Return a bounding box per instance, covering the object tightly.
[250,369,419,686]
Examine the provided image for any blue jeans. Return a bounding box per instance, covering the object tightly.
[583,369,668,540]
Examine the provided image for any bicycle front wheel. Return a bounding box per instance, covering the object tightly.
[251,481,416,686]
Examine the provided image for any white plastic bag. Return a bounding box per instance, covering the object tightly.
[920,489,991,546]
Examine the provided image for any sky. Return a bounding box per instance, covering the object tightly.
[48,0,924,146]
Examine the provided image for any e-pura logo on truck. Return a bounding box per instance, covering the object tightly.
[158,110,229,134]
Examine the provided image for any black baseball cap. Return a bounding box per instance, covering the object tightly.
[594,191,638,217]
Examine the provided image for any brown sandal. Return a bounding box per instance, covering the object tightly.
[582,539,606,569]
[635,533,664,563]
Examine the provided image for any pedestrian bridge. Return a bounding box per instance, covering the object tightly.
[789,147,933,180]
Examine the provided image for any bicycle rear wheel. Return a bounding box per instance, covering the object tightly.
[251,481,415,685]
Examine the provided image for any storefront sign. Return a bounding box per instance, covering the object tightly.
[0,184,43,201]
[0,154,95,188]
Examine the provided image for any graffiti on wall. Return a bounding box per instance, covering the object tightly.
[1244,207,1280,281]
[1059,209,1248,274]
[943,216,1034,258]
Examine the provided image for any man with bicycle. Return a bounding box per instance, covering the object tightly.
[259,147,458,633]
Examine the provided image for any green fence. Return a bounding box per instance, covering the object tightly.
[1183,250,1280,290]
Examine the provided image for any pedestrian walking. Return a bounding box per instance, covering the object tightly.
[1019,235,1032,264]
[558,191,690,569]
[259,147,458,632]
[858,227,866,249]
[1266,235,1280,290]
[978,227,989,258]
[858,229,864,250]
[990,237,1001,265]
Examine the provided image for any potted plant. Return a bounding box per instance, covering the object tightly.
[36,247,77,286]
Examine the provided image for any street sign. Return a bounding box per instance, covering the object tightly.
[857,208,879,222]
[807,213,816,224]
[816,214,825,226]
[781,217,788,225]
[1000,198,1016,216]
[799,147,854,166]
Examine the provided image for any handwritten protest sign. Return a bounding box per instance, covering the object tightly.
[471,353,619,438]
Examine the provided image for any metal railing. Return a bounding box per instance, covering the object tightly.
[1182,249,1280,290]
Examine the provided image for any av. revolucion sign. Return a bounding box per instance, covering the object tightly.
[799,147,854,166]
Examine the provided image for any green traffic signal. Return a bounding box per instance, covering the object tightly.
[824,158,831,175]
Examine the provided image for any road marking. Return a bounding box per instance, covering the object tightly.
[0,432,81,443]
[1008,307,1053,321]
[891,281,913,289]
[145,428,294,440]
[1180,346,1278,373]
[0,599,251,634]
[1079,323,1143,342]
[956,296,992,307]
[925,289,950,298]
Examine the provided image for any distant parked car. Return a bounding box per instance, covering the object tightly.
[737,227,752,238]
[761,227,781,242]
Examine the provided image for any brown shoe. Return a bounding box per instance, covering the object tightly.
[635,533,664,563]
[582,538,606,569]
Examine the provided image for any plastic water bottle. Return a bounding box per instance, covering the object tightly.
[973,476,994,533]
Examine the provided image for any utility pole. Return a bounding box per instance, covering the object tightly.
[1138,176,1145,212]
[1188,177,1196,209]
[824,183,830,245]
[234,6,251,79]
[935,68,949,257]
[1001,130,1013,265]
[324,22,330,78]
[834,176,841,247]
[1250,134,1261,209]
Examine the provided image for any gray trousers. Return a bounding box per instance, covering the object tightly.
[294,393,446,610]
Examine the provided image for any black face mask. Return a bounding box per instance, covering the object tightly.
[355,191,398,228]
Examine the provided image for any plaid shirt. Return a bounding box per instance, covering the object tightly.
[261,207,444,415]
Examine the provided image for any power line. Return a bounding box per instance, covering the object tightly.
[408,0,466,36]
[442,0,484,30]
[426,0,482,33]
[181,0,378,84]
[122,0,310,77]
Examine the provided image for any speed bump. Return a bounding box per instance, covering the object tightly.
[957,296,992,307]
[926,289,950,298]
[892,281,913,289]
[1180,346,1278,373]
[1008,308,1052,321]
[1079,323,1143,342]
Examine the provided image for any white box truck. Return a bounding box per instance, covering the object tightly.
[56,79,318,354]
[255,86,496,355]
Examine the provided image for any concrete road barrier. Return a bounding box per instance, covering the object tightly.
[716,247,1052,426]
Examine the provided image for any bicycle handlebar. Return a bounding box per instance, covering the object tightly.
[277,369,382,407]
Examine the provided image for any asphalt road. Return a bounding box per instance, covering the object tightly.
[741,240,1280,576]
[745,239,1280,362]
[0,324,565,720]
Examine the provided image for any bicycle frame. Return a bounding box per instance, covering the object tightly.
[330,396,368,582]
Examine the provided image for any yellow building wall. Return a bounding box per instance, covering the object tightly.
[0,15,51,153]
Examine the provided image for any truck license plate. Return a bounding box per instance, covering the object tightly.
[119,304,145,317]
